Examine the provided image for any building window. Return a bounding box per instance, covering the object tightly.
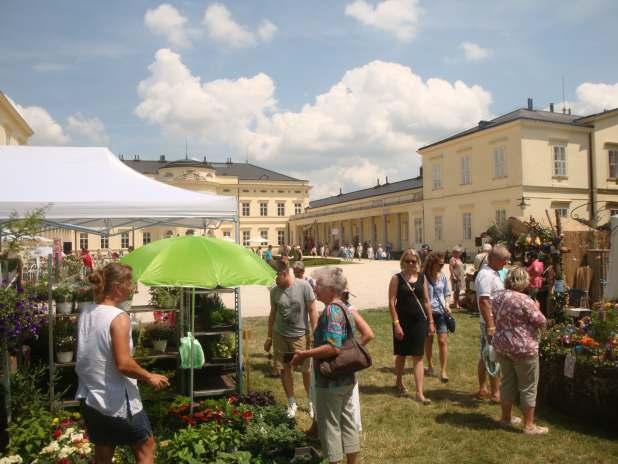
[609,150,618,178]
[143,232,151,245]
[277,230,285,245]
[121,232,130,249]
[294,203,302,215]
[554,208,568,218]
[260,201,268,217]
[461,156,471,185]
[494,146,506,178]
[242,230,250,246]
[401,221,409,241]
[260,230,268,243]
[434,216,443,241]
[495,209,507,226]
[100,235,109,249]
[79,233,89,250]
[432,164,442,190]
[553,145,567,177]
[223,230,231,238]
[463,213,472,240]
[414,218,423,244]
[277,202,285,216]
[241,202,250,216]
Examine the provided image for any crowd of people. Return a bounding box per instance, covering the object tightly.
[73,240,549,464]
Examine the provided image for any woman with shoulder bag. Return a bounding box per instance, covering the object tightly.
[423,252,452,383]
[388,249,434,403]
[291,267,372,464]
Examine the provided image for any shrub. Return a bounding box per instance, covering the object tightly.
[150,287,180,308]
[52,286,72,303]
[55,334,75,352]
[142,322,175,342]
[242,421,306,460]
[159,422,242,463]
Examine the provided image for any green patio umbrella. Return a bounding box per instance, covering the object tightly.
[119,235,275,288]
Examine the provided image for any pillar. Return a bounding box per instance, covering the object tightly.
[396,213,402,251]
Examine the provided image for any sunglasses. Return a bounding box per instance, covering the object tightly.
[404,259,418,264]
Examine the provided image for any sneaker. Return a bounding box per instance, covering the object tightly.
[523,424,549,435]
[308,402,315,419]
[287,402,298,419]
[498,416,522,429]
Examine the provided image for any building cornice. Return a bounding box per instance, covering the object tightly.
[0,91,34,138]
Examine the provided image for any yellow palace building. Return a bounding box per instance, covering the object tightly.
[0,91,32,146]
[290,99,618,254]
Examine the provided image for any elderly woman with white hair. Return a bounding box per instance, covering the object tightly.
[492,266,548,435]
[291,267,372,464]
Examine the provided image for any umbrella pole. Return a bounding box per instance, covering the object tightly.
[189,288,195,414]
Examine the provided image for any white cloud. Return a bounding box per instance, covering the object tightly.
[12,102,70,145]
[32,62,68,72]
[135,51,492,197]
[257,19,278,42]
[460,41,491,61]
[145,3,191,48]
[202,3,276,48]
[345,0,422,42]
[66,113,110,145]
[574,82,618,114]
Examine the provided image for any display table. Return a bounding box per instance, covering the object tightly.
[565,307,591,319]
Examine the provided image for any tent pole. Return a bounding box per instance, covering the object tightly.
[48,253,55,411]
[189,288,195,414]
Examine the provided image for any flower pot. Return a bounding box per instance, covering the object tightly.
[56,351,74,363]
[152,339,168,353]
[56,301,72,315]
[118,300,132,311]
[78,301,93,311]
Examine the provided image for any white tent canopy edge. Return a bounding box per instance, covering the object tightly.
[0,146,237,232]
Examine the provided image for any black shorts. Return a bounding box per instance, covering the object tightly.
[81,401,152,446]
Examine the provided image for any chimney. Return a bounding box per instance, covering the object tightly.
[549,103,554,112]
[339,188,342,196]
[159,154,166,162]
[385,176,389,184]
[203,155,207,163]
[377,178,380,186]
[419,166,423,177]
[527,98,533,110]
[119,154,124,160]
[568,108,571,115]
[134,154,140,161]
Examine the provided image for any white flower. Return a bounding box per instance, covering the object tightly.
[0,456,23,464]
[58,446,73,459]
[40,441,61,454]
[70,432,84,442]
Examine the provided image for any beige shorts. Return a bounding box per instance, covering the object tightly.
[273,332,311,372]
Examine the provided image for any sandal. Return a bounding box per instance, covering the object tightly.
[498,416,522,429]
[440,375,449,383]
[415,395,432,405]
[424,367,434,377]
[523,424,549,435]
[395,384,408,397]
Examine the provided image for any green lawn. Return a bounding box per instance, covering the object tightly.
[243,309,618,464]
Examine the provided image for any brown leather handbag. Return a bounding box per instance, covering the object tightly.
[318,303,372,378]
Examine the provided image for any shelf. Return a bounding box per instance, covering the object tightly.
[192,288,235,295]
[55,361,76,368]
[203,360,236,367]
[56,399,80,408]
[193,374,237,397]
[194,387,236,397]
[134,352,179,360]
[195,328,236,336]
[128,305,179,313]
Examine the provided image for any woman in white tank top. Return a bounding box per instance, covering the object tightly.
[76,263,169,464]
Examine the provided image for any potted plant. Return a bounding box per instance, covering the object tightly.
[53,286,73,315]
[143,322,175,353]
[209,305,236,329]
[56,334,76,363]
[74,286,94,311]
[208,334,237,362]
[149,287,179,309]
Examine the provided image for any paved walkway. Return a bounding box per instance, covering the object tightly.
[133,259,461,318]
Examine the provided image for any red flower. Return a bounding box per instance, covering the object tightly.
[181,415,196,426]
[60,418,73,428]
[242,411,253,421]
[232,409,240,416]
[58,459,71,464]
[53,428,63,440]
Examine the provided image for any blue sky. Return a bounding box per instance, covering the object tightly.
[2,0,618,198]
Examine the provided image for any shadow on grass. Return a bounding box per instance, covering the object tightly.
[375,366,415,375]
[359,384,401,396]
[435,411,505,431]
[536,405,618,440]
[426,388,480,409]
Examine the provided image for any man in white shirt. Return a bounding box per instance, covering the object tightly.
[474,243,493,272]
[475,244,510,402]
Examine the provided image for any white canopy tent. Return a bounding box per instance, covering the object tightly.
[0,146,237,233]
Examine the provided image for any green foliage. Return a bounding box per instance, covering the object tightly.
[9,363,48,421]
[150,287,180,308]
[247,404,292,428]
[210,306,236,327]
[52,285,72,303]
[209,334,237,360]
[142,322,176,342]
[7,410,53,462]
[212,451,253,464]
[55,334,75,351]
[2,208,45,253]
[160,423,242,464]
[73,285,93,302]
[242,421,306,460]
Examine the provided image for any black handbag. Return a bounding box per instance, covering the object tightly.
[429,277,456,333]
[318,303,372,378]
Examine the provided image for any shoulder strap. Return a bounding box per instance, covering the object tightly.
[399,273,428,320]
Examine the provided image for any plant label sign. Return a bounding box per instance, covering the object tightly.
[563,353,576,378]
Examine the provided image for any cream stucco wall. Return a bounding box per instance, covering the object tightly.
[0,92,32,145]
